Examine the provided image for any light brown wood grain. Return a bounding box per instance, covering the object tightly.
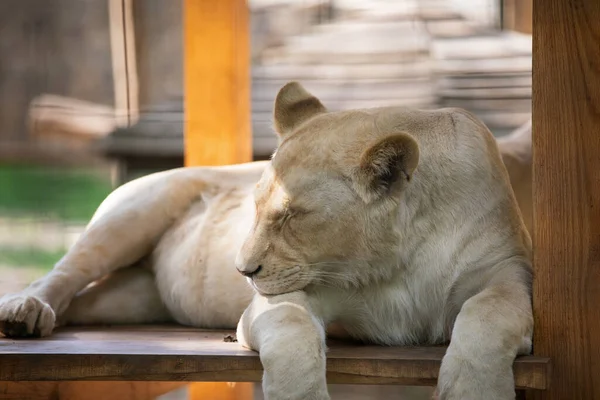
[531,0,600,399]
[0,326,550,390]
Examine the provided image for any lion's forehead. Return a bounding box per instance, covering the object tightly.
[271,107,480,178]
[257,167,352,216]
[264,183,289,210]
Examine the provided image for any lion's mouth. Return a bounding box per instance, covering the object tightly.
[248,268,311,296]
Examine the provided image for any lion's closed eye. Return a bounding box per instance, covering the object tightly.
[279,211,293,227]
[273,208,310,230]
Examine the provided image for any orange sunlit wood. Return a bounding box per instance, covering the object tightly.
[184,0,251,167]
[189,382,255,400]
[184,0,252,398]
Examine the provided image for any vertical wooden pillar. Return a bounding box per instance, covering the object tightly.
[108,0,139,127]
[184,0,252,167]
[531,0,600,399]
[183,0,252,399]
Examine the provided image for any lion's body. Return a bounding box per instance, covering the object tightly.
[58,162,265,330]
[134,164,260,328]
[0,83,533,399]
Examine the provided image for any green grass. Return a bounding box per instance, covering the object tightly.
[0,164,112,271]
[0,164,113,222]
[0,246,64,271]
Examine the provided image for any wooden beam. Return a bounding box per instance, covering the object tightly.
[28,94,117,140]
[183,0,251,167]
[531,0,600,399]
[183,1,251,398]
[0,326,551,390]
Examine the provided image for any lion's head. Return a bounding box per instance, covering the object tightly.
[235,81,524,296]
[235,82,423,295]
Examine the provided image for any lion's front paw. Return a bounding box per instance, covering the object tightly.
[0,294,56,338]
[438,355,515,400]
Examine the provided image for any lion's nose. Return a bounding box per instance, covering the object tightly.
[236,264,262,278]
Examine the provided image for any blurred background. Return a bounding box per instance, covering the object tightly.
[0,0,531,398]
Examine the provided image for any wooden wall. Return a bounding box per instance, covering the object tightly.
[531,0,600,398]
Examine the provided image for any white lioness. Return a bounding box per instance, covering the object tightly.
[496,120,532,234]
[0,82,533,400]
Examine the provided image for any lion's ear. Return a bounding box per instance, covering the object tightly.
[273,81,326,137]
[352,133,419,203]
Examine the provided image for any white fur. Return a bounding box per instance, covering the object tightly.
[0,85,533,400]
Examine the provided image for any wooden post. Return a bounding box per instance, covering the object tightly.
[183,0,252,167]
[501,0,532,34]
[531,0,600,399]
[108,0,139,127]
[183,0,252,399]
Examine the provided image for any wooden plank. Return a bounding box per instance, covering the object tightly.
[531,0,600,399]
[183,0,251,167]
[0,326,551,390]
[28,94,117,140]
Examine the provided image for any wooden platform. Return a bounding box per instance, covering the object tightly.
[0,325,550,390]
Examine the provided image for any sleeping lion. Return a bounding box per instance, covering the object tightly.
[0,82,533,400]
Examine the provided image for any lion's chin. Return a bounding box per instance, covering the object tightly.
[250,279,310,296]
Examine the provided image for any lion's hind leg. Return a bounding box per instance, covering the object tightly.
[0,170,205,338]
[59,265,172,326]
